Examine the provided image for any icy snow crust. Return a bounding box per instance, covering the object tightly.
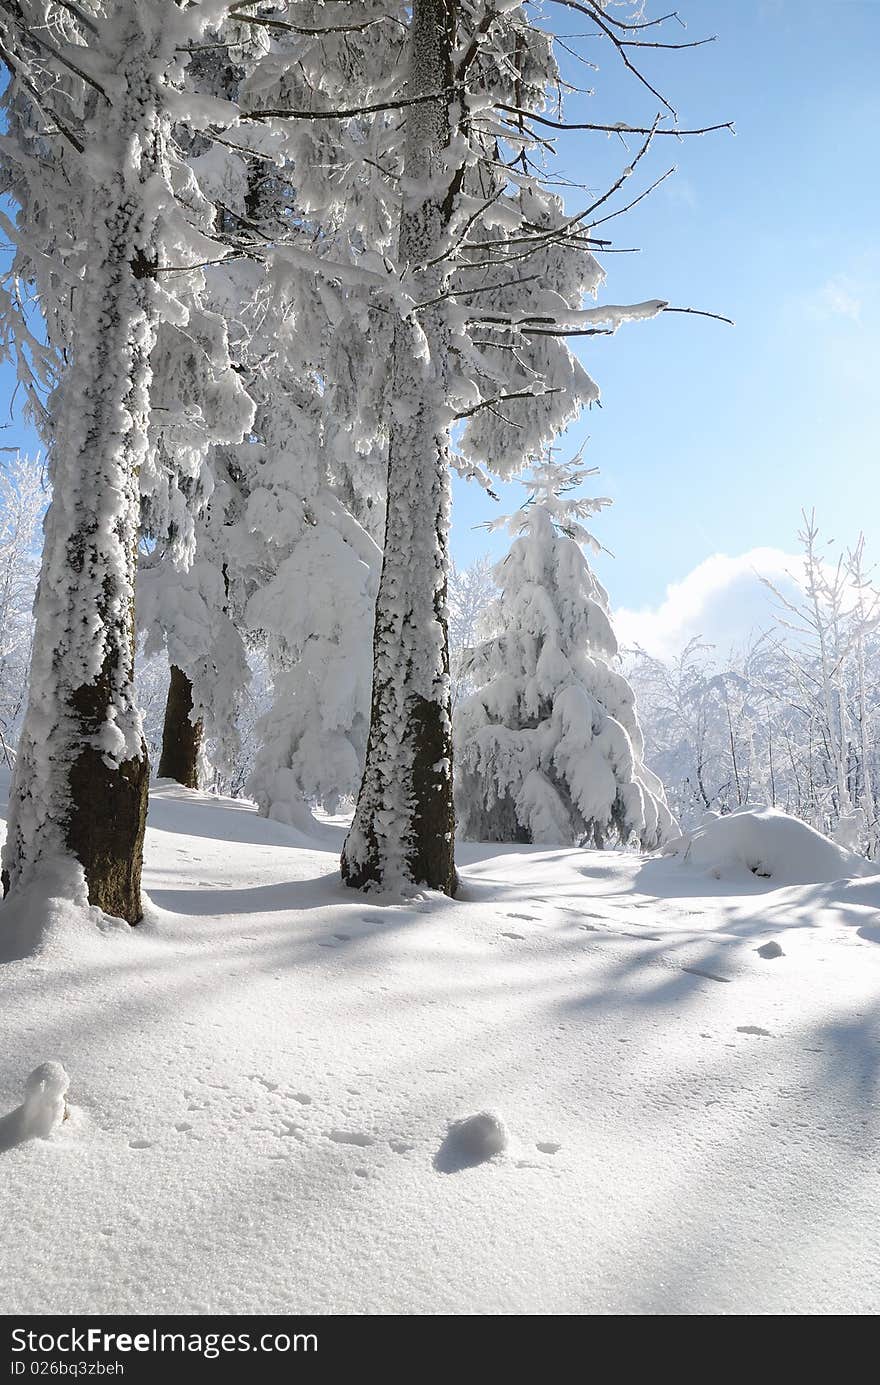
[2,772,880,1315]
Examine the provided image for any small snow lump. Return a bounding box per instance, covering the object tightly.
[23,1062,70,1138]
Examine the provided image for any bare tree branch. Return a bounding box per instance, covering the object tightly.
[498,104,735,138]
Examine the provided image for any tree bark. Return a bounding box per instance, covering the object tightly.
[1,22,163,925]
[158,666,203,789]
[341,0,459,896]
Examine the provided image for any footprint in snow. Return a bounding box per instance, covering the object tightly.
[328,1129,375,1147]
[389,1138,415,1154]
[536,1141,561,1154]
[507,912,537,922]
[737,1025,772,1037]
[434,1111,507,1174]
[756,940,784,959]
[500,931,526,941]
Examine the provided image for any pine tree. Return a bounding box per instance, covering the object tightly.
[455,459,675,849]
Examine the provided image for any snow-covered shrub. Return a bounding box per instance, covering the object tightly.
[455,461,675,849]
[663,805,873,885]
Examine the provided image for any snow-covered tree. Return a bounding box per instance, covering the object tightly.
[161,10,400,824]
[628,518,880,855]
[455,459,675,848]
[760,512,880,845]
[338,0,724,892]
[339,0,463,894]
[0,0,726,920]
[0,1,253,923]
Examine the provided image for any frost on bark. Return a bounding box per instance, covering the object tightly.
[1,30,163,925]
[158,666,203,790]
[341,0,459,896]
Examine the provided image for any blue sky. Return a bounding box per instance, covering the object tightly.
[1,2,878,638]
[452,0,880,623]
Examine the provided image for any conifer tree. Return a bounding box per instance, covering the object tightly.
[455,459,675,848]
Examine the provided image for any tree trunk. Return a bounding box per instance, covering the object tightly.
[158,666,203,789]
[341,0,459,896]
[1,25,163,926]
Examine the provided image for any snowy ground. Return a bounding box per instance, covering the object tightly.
[2,772,879,1316]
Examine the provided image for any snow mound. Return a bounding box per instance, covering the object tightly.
[23,1062,70,1138]
[0,856,132,963]
[663,806,873,885]
[0,1061,70,1152]
[436,1111,508,1171]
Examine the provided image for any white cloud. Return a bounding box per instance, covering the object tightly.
[615,548,805,660]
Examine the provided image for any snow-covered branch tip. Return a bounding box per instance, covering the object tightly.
[461,296,729,339]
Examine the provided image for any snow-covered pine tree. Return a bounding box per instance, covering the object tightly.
[0,1,253,923]
[455,458,675,849]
